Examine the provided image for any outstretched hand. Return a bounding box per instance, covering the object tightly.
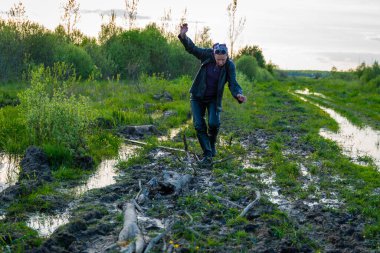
[236,94,247,103]
[180,23,188,39]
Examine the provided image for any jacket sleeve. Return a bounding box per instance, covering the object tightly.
[227,60,243,99]
[178,34,212,62]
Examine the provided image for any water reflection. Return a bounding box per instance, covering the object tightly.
[27,211,70,237]
[27,144,139,237]
[74,144,139,195]
[294,89,380,169]
[0,154,20,193]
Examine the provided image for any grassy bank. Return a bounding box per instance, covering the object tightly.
[288,78,380,130]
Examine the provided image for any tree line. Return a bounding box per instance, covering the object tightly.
[0,0,275,83]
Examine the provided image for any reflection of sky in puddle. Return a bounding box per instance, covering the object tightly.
[27,210,71,237]
[74,144,139,195]
[0,154,20,193]
[294,90,380,169]
[27,144,139,237]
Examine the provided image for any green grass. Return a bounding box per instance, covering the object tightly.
[0,221,42,253]
[288,78,380,130]
[1,73,380,250]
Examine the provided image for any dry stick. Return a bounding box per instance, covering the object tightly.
[211,155,235,165]
[184,210,194,223]
[213,195,244,209]
[124,138,186,153]
[143,221,174,253]
[135,180,143,200]
[239,190,261,217]
[182,133,198,175]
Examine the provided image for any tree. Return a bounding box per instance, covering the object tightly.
[236,45,266,68]
[124,0,139,30]
[196,26,213,48]
[227,0,246,59]
[7,1,27,23]
[99,11,123,44]
[160,8,172,34]
[61,0,80,38]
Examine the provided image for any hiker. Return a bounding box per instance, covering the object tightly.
[178,23,247,166]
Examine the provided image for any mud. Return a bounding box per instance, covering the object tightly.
[22,130,377,252]
[1,127,378,252]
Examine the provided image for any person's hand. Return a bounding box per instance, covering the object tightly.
[236,94,247,103]
[180,23,188,39]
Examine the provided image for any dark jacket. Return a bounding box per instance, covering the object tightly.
[178,35,243,112]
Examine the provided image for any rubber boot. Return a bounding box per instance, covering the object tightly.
[209,134,217,157]
[196,132,212,158]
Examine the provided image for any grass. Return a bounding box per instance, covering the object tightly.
[288,78,380,130]
[1,72,380,250]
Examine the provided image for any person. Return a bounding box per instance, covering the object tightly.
[178,23,247,166]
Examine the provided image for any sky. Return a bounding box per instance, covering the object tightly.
[1,0,380,70]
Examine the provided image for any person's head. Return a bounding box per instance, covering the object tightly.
[213,43,228,67]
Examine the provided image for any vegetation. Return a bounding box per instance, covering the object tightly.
[1,3,380,252]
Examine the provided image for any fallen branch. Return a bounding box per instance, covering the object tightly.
[118,202,145,253]
[135,180,143,200]
[239,190,261,217]
[124,138,186,153]
[144,221,174,253]
[211,155,235,165]
[184,210,194,223]
[213,195,244,209]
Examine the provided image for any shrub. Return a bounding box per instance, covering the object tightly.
[235,55,258,81]
[18,63,93,153]
[54,43,95,79]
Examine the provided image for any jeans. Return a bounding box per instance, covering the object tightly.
[191,98,220,157]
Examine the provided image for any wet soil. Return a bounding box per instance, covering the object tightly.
[20,130,377,252]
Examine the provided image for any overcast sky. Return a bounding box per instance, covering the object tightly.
[1,0,380,70]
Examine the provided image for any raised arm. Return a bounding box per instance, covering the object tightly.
[178,23,212,62]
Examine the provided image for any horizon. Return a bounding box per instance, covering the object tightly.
[1,0,380,71]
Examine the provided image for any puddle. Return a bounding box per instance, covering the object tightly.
[27,144,139,237]
[294,88,328,99]
[0,154,20,193]
[26,210,71,237]
[294,90,380,169]
[158,121,191,142]
[260,173,293,211]
[74,144,140,195]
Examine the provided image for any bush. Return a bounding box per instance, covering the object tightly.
[235,55,258,81]
[84,41,117,79]
[235,55,274,82]
[54,43,95,79]
[18,63,93,153]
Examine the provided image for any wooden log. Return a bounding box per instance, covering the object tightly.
[118,202,145,253]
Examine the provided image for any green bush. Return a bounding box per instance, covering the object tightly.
[18,63,93,153]
[54,43,95,79]
[235,55,258,81]
[84,41,117,79]
[235,55,274,82]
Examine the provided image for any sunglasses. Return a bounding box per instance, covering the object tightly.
[213,43,228,55]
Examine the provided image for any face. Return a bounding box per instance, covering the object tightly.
[214,54,228,67]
